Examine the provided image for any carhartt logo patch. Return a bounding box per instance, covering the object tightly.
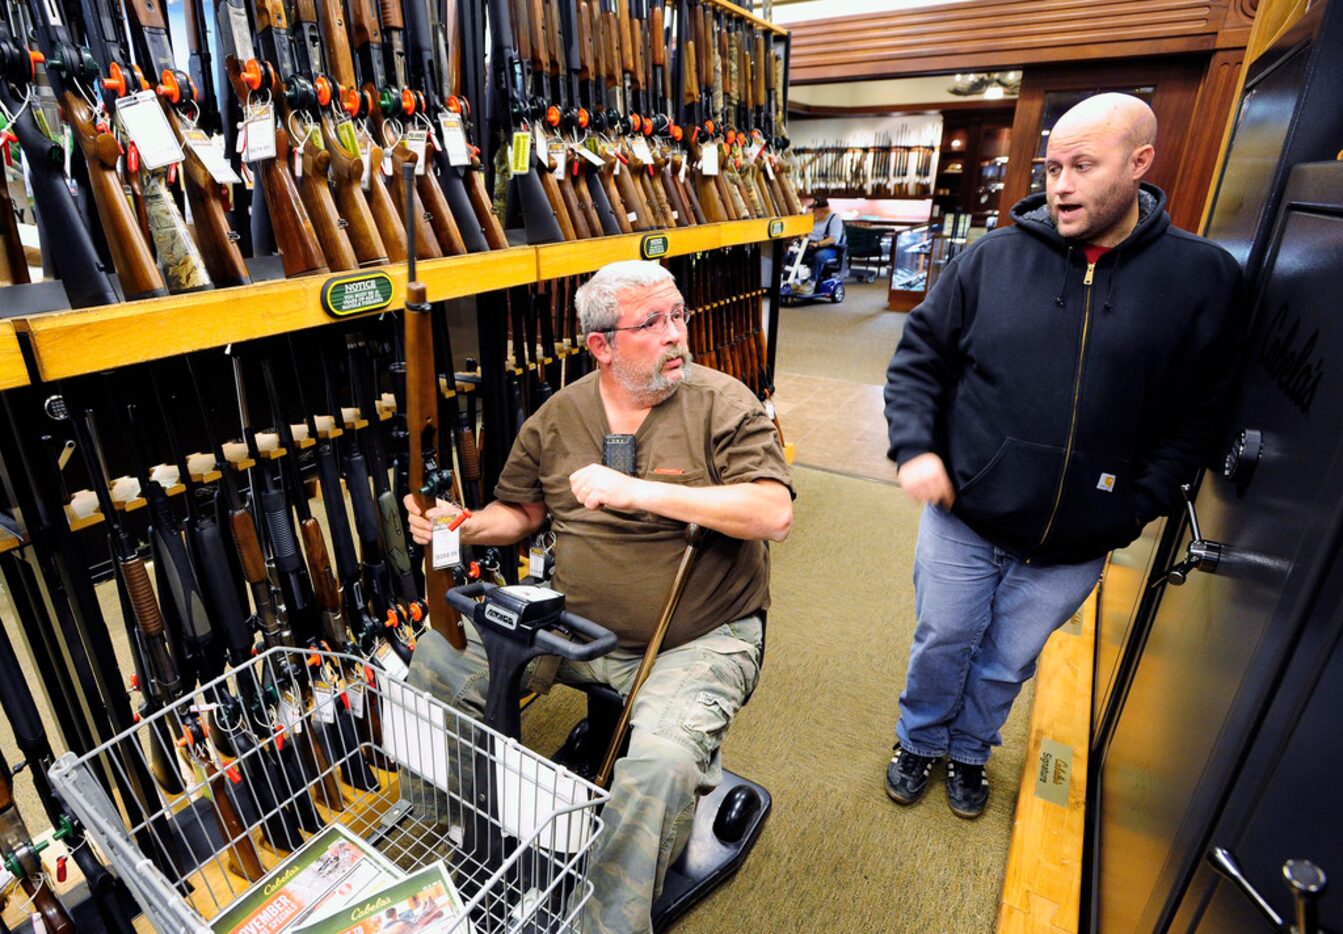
[1097,473,1116,492]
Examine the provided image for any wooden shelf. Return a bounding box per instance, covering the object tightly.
[0,320,27,390]
[15,216,809,382]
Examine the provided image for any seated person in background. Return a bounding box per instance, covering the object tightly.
[404,260,794,934]
[803,196,846,290]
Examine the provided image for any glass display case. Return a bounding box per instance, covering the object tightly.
[887,223,934,311]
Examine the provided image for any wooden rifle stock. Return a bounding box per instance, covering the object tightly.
[170,113,252,286]
[416,160,469,255]
[61,92,166,299]
[322,122,390,266]
[318,0,356,87]
[365,142,409,261]
[389,145,444,258]
[225,56,329,276]
[295,132,360,270]
[599,166,633,233]
[204,759,267,881]
[0,182,30,285]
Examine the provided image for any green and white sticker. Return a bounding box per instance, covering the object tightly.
[768,218,785,238]
[641,234,670,259]
[321,272,395,318]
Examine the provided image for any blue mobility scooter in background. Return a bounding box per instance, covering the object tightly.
[779,236,847,305]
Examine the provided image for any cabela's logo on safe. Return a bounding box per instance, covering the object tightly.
[1260,303,1323,415]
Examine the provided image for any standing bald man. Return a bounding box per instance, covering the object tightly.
[882,93,1242,818]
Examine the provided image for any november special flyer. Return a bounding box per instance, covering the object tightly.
[212,825,405,934]
[291,861,473,934]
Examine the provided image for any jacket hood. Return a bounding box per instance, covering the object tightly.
[1010,182,1169,252]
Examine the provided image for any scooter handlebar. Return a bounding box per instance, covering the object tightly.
[446,581,618,661]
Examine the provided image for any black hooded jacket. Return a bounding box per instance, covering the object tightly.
[885,183,1243,564]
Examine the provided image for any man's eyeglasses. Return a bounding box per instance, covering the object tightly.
[603,308,695,334]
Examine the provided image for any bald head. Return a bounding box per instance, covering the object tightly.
[1044,93,1158,247]
[1053,93,1157,153]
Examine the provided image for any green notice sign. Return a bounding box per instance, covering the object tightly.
[641,234,670,259]
[321,272,394,318]
[768,218,785,238]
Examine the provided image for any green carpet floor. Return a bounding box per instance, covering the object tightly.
[523,465,1034,933]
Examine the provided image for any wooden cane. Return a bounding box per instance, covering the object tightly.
[596,523,707,788]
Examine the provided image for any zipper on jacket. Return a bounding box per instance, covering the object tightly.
[1033,261,1097,559]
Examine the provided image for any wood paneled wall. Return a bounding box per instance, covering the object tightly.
[789,0,1257,84]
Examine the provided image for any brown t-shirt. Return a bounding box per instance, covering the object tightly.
[494,365,795,649]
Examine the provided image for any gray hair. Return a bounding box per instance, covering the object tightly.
[575,261,675,335]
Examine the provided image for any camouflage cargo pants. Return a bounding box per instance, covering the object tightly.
[405,614,763,934]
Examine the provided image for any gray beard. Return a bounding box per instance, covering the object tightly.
[612,350,694,405]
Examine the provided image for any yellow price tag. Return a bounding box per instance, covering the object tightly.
[510,130,533,176]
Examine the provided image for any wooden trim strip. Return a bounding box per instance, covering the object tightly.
[0,320,27,390]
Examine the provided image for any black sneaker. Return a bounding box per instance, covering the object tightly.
[885,744,940,806]
[946,760,990,819]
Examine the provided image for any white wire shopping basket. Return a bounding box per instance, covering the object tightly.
[47,646,609,933]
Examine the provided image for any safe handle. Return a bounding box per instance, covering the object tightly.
[1208,845,1327,933]
[1152,484,1223,588]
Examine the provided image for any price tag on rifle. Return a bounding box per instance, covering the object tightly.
[432,520,462,569]
[440,112,472,167]
[241,102,277,163]
[347,680,365,718]
[700,143,719,176]
[549,140,566,179]
[509,130,532,176]
[373,641,410,681]
[361,146,373,190]
[577,141,605,167]
[528,546,554,581]
[629,135,654,166]
[313,682,337,725]
[182,127,241,184]
[278,693,304,734]
[115,90,183,171]
[679,157,689,183]
[405,127,429,176]
[749,139,767,163]
[763,155,776,181]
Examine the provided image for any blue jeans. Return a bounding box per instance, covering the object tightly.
[896,504,1104,764]
[810,245,839,283]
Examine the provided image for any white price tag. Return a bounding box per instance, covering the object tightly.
[700,143,719,176]
[361,146,372,190]
[528,546,547,580]
[381,150,393,176]
[509,130,532,176]
[314,683,337,725]
[374,642,410,681]
[432,522,461,569]
[763,156,776,180]
[577,143,605,166]
[347,681,366,718]
[116,91,183,170]
[242,104,277,163]
[749,140,766,163]
[183,127,241,184]
[678,157,688,183]
[533,125,549,165]
[278,695,304,734]
[550,141,566,179]
[629,136,653,165]
[405,127,428,176]
[440,112,471,166]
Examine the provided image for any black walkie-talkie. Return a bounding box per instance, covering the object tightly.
[603,434,638,476]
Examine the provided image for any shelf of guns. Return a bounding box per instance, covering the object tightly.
[793,131,940,200]
[0,0,803,311]
[0,247,779,926]
[0,311,507,931]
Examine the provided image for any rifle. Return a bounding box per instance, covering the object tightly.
[0,750,75,933]
[22,2,166,299]
[55,395,186,796]
[260,355,380,793]
[489,0,566,243]
[183,355,309,852]
[288,0,389,268]
[65,0,220,294]
[120,0,251,288]
[402,167,466,650]
[223,49,330,277]
[316,0,408,261]
[0,615,137,931]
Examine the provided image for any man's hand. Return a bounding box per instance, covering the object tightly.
[403,494,462,546]
[897,453,956,508]
[568,463,641,512]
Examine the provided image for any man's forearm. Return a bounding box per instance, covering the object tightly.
[631,479,792,542]
[457,499,546,546]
